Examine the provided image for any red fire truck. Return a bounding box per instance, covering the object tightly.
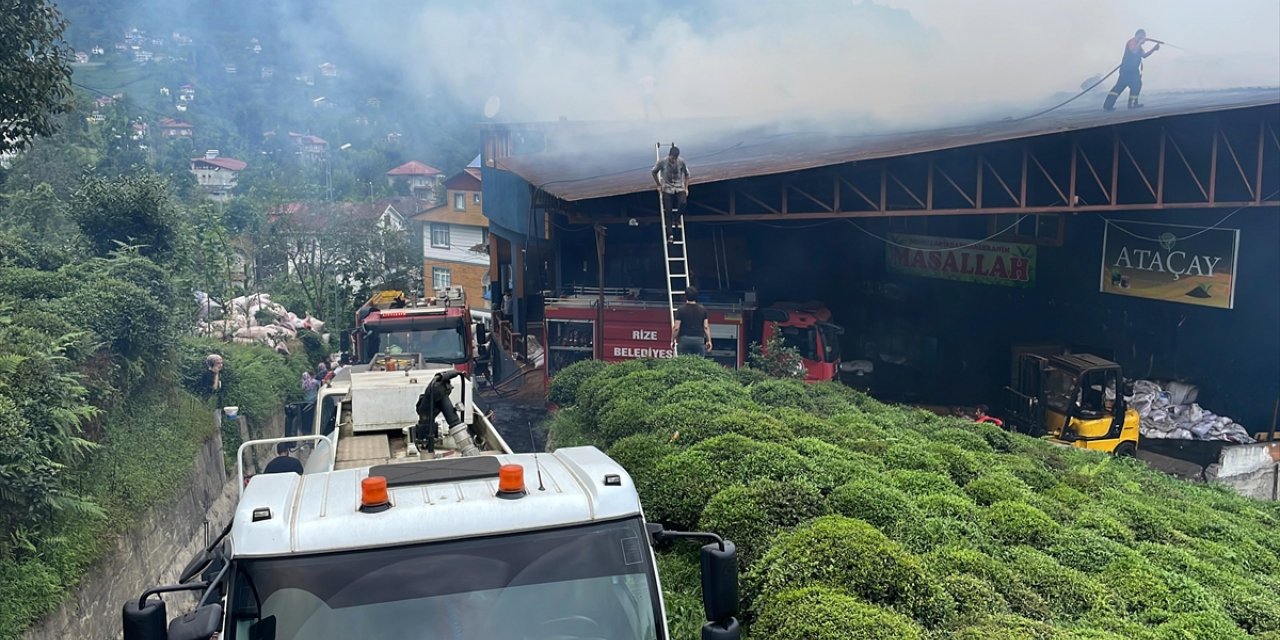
[760,301,844,382]
[353,288,481,375]
[542,289,843,386]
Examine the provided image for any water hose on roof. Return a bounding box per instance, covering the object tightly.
[1013,64,1121,122]
[1015,36,1188,122]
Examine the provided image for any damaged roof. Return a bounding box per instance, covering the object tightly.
[494,88,1280,202]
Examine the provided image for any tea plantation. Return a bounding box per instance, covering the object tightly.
[545,357,1280,639]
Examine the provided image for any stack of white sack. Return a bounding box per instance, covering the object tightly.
[193,291,329,351]
[1130,379,1254,444]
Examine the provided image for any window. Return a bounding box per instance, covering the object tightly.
[990,214,1063,246]
[472,192,481,205]
[431,266,452,289]
[430,223,450,248]
[481,228,489,246]
[454,193,466,211]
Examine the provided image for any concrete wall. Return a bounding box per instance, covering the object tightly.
[1209,442,1280,501]
[23,408,285,640]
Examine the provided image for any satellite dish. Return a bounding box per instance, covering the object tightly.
[483,96,501,119]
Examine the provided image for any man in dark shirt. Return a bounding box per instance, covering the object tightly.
[263,442,304,475]
[671,286,711,357]
[1103,29,1160,111]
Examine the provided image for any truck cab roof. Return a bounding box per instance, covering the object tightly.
[229,447,642,559]
[1049,353,1121,375]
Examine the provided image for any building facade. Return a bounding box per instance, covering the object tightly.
[190,151,246,201]
[480,92,1280,429]
[386,161,445,202]
[412,166,490,302]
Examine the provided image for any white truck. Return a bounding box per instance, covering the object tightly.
[123,354,741,640]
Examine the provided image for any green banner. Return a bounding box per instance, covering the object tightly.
[886,233,1037,287]
[1100,220,1239,309]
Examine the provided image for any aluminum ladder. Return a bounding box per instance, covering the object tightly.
[656,142,688,353]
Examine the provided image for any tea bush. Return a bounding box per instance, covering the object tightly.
[544,357,1280,637]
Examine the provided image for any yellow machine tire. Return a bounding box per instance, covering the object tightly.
[1112,441,1137,458]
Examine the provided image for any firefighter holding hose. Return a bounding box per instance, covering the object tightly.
[1103,29,1160,111]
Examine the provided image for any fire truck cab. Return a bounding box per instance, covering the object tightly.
[759,301,844,383]
[353,288,483,376]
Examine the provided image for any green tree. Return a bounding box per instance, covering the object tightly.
[0,0,75,153]
[71,172,183,264]
[0,184,78,244]
[268,203,414,322]
[1,110,96,200]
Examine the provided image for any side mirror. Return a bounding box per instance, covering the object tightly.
[475,322,488,345]
[701,618,741,640]
[167,604,223,640]
[700,540,738,623]
[123,598,168,640]
[646,525,741,640]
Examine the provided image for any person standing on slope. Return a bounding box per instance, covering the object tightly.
[1103,28,1160,111]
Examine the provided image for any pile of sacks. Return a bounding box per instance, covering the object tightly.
[1131,379,1254,443]
[194,292,328,352]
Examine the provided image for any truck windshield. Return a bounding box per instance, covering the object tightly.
[777,325,819,361]
[226,518,664,640]
[376,327,465,363]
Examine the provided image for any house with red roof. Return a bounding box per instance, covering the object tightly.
[190,150,247,202]
[386,160,445,201]
[158,118,194,138]
[287,132,328,163]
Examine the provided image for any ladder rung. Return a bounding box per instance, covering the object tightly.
[668,257,685,262]
[670,274,688,279]
[669,241,684,245]
[670,290,684,295]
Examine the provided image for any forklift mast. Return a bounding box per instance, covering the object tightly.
[1004,353,1049,436]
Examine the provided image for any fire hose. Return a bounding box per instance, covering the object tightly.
[415,370,481,457]
[1015,37,1185,122]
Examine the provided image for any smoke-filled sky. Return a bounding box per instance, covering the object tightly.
[291,0,1279,127]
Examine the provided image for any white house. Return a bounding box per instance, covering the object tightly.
[190,150,247,202]
[385,160,444,200]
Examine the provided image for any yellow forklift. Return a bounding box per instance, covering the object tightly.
[1004,353,1141,456]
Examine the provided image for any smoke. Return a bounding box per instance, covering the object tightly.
[284,0,1280,131]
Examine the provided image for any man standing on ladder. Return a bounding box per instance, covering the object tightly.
[1103,29,1160,111]
[652,145,690,241]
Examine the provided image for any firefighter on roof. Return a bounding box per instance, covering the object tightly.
[1103,29,1160,111]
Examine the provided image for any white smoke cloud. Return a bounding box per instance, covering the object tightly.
[287,0,1280,129]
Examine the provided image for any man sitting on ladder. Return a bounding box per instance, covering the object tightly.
[651,145,690,240]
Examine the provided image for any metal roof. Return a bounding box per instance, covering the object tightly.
[229,447,642,557]
[495,88,1280,202]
